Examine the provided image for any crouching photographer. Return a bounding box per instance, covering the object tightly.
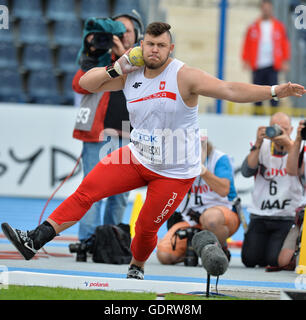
[156,139,239,266]
[241,112,304,268]
[268,119,306,271]
[71,13,144,251]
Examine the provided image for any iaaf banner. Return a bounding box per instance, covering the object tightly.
[0,103,302,205]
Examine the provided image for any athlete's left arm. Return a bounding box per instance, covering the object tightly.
[180,66,306,103]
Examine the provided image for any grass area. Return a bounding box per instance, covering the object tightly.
[0,285,156,300]
[0,285,250,300]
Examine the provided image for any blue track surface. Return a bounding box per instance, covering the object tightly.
[0,196,248,240]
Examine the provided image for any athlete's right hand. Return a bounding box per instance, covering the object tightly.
[114,48,141,75]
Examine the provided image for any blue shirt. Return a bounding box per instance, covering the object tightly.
[213,155,237,201]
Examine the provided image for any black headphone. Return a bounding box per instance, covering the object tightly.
[112,9,144,44]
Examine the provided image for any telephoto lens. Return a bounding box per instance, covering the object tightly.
[174,227,200,266]
[184,228,200,266]
[184,239,199,266]
[265,124,283,138]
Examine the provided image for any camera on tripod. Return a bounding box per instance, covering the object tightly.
[68,237,94,262]
[175,227,201,266]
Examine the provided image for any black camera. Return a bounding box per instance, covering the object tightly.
[265,124,283,138]
[175,227,201,266]
[69,237,94,262]
[186,208,201,224]
[90,32,114,51]
[301,120,306,140]
[84,18,125,53]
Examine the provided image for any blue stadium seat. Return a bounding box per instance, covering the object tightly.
[62,72,76,105]
[112,0,147,30]
[18,18,49,44]
[80,0,110,20]
[53,19,82,46]
[0,42,18,69]
[27,71,62,105]
[1,26,15,44]
[22,44,53,71]
[12,0,43,19]
[57,45,80,73]
[0,69,27,103]
[46,0,77,21]
[113,0,143,17]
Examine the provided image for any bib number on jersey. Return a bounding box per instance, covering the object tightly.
[76,107,91,124]
[130,130,163,164]
[74,92,103,132]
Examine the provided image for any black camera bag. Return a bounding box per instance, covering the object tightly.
[92,223,132,264]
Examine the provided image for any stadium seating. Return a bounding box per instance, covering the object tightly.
[27,71,62,105]
[112,0,147,28]
[80,0,110,20]
[1,24,15,44]
[0,69,27,103]
[18,17,49,45]
[22,44,54,71]
[0,0,149,105]
[46,0,77,21]
[12,0,43,20]
[52,19,82,46]
[57,45,80,73]
[0,42,18,69]
[113,0,143,17]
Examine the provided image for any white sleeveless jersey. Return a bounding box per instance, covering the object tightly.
[178,149,234,226]
[123,59,201,179]
[247,139,303,218]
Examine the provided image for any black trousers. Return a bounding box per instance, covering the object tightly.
[252,66,279,106]
[241,216,293,267]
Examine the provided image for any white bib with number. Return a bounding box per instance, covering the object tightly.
[123,59,201,179]
[248,139,303,217]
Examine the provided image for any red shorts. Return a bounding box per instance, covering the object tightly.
[49,146,195,262]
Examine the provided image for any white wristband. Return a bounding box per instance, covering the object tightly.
[113,61,123,75]
[271,85,279,101]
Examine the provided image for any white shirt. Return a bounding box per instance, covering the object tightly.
[178,149,235,226]
[123,59,201,179]
[247,139,303,218]
[257,20,274,69]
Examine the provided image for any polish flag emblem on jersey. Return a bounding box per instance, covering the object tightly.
[159,81,166,90]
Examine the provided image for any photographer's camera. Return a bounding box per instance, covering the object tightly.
[265,123,283,138]
[69,238,94,262]
[175,227,201,266]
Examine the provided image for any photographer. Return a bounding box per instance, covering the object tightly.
[156,138,239,265]
[241,112,304,268]
[273,119,306,270]
[72,14,143,245]
[286,120,306,176]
